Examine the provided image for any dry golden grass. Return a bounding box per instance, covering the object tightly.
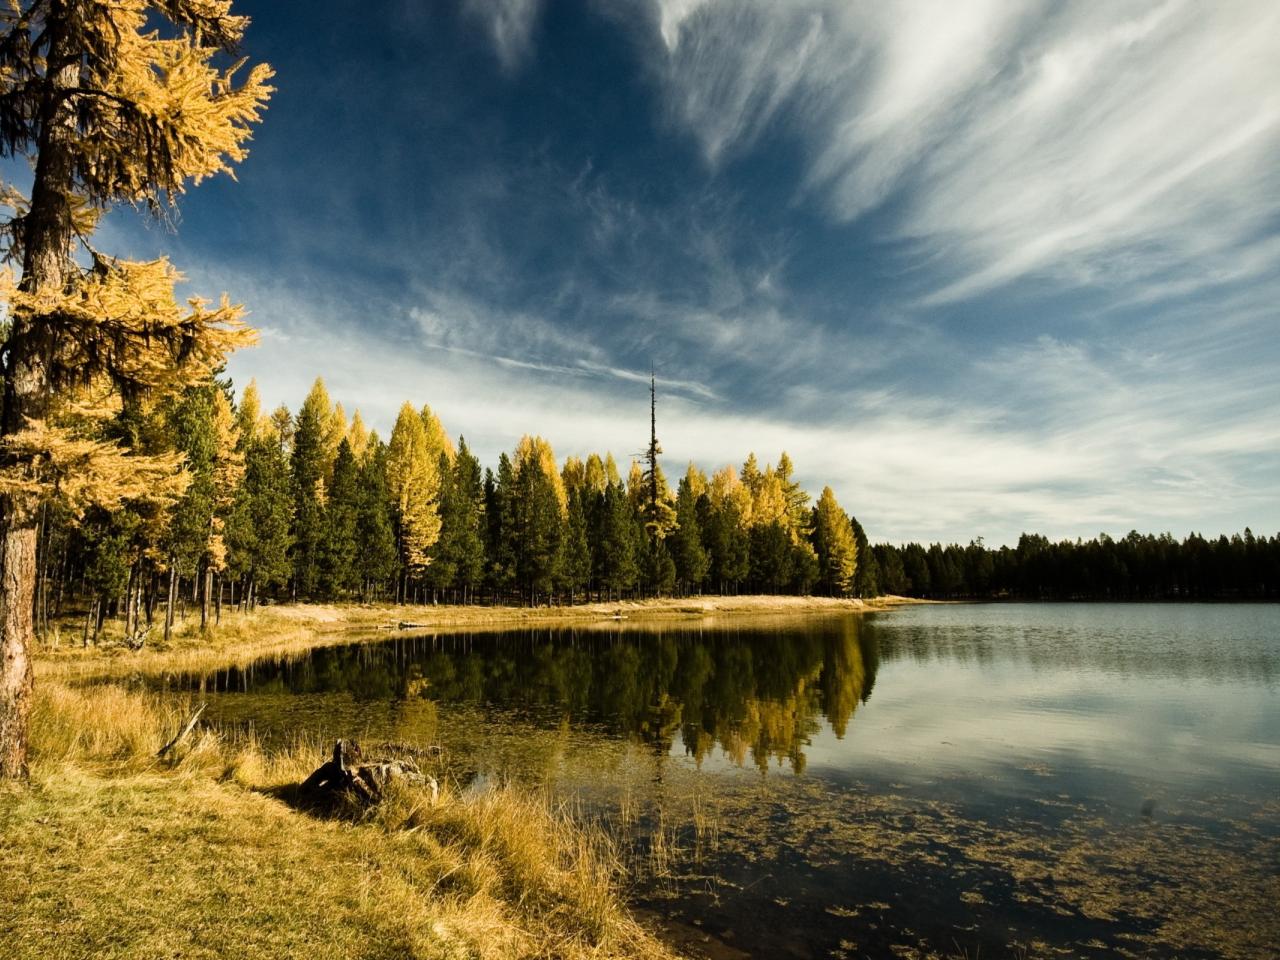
[2,680,679,960]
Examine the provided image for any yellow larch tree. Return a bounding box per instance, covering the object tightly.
[0,0,272,777]
[386,402,442,586]
[514,434,567,516]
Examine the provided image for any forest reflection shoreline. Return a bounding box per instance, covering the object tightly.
[175,618,879,775]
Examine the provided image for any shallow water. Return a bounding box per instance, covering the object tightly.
[172,604,1280,959]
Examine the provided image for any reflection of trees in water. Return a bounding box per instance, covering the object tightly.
[200,619,879,773]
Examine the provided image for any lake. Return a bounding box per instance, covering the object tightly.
[173,604,1280,959]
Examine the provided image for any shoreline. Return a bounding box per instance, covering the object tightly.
[14,594,924,960]
[37,594,930,681]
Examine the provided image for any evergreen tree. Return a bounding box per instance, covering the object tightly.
[290,379,329,598]
[597,482,638,599]
[426,452,459,600]
[485,456,517,598]
[162,383,222,635]
[706,467,750,593]
[226,430,294,606]
[776,452,812,536]
[874,543,908,596]
[321,439,360,596]
[512,438,562,603]
[354,438,398,601]
[849,515,880,598]
[672,472,709,594]
[750,520,794,593]
[560,488,592,602]
[446,439,487,602]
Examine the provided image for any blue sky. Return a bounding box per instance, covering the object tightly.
[95,0,1280,545]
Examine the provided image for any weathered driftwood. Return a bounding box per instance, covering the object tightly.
[301,739,439,805]
[157,702,206,758]
[123,624,152,651]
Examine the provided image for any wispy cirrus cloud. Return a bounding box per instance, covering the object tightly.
[464,0,544,73]
[646,0,1280,305]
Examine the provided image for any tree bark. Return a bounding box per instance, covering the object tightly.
[164,566,178,644]
[200,563,211,631]
[0,526,37,777]
[0,30,77,778]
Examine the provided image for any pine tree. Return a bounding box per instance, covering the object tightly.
[290,380,329,598]
[639,374,677,540]
[447,439,487,602]
[226,427,293,607]
[849,515,880,598]
[321,439,359,596]
[706,466,750,593]
[776,452,812,536]
[560,488,592,602]
[0,1,271,775]
[597,482,637,599]
[671,471,709,594]
[485,456,517,599]
[511,437,562,603]
[354,438,398,601]
[426,452,459,600]
[161,384,220,636]
[750,521,794,593]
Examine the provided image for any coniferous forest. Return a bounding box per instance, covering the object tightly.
[33,372,1278,646]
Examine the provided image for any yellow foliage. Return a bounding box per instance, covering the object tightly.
[346,410,369,460]
[709,465,752,528]
[58,1,274,204]
[752,467,788,528]
[683,462,708,500]
[386,403,442,569]
[419,404,455,465]
[326,402,348,460]
[236,379,262,443]
[0,417,188,522]
[561,455,586,495]
[514,435,567,516]
[0,257,256,393]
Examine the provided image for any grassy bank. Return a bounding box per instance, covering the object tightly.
[1,680,678,960]
[37,594,921,682]
[10,596,912,958]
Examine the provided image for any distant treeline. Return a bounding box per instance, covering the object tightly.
[867,532,1280,601]
[38,377,871,643]
[37,374,1276,645]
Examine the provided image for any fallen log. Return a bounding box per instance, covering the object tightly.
[301,739,439,805]
[157,702,206,758]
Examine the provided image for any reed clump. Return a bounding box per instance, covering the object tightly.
[4,680,678,960]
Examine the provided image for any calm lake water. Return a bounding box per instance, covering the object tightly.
[177,604,1280,959]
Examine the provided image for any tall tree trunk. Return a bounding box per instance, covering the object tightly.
[124,562,138,637]
[200,564,212,631]
[164,565,178,643]
[0,35,77,778]
[0,526,37,776]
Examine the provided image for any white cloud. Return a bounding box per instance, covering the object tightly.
[646,0,1280,304]
[220,272,1280,547]
[465,0,543,73]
